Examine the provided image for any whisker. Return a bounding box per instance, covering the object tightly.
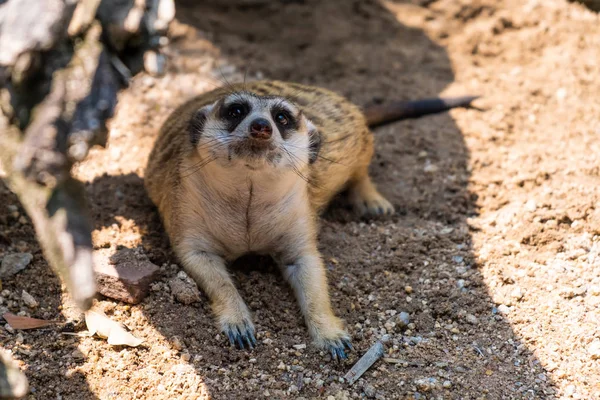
[180,156,217,178]
[282,143,346,166]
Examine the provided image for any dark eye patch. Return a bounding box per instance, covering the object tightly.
[271,106,298,139]
[220,101,251,132]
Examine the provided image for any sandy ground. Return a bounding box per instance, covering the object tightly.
[1,0,599,398]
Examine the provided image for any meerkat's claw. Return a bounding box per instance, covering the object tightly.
[224,323,256,350]
[324,338,353,361]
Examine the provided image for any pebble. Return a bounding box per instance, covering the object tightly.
[293,343,306,350]
[398,312,410,327]
[177,271,189,280]
[363,384,376,398]
[497,304,510,314]
[168,277,201,305]
[564,385,575,396]
[511,287,524,301]
[443,380,452,388]
[414,377,438,392]
[424,163,439,173]
[404,286,413,294]
[466,314,478,324]
[0,253,33,278]
[172,336,184,351]
[21,290,38,308]
[525,199,537,212]
[589,339,600,360]
[452,255,464,264]
[71,349,85,360]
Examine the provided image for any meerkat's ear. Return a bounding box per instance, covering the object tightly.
[188,102,216,145]
[306,119,321,164]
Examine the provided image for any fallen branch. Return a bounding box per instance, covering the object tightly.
[0,0,174,396]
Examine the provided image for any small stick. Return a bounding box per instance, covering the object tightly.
[343,341,385,385]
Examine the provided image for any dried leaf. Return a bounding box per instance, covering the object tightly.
[3,313,58,330]
[84,309,143,347]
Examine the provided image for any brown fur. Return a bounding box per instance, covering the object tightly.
[145,80,392,355]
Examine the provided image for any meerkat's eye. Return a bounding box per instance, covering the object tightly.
[227,104,245,119]
[275,112,289,126]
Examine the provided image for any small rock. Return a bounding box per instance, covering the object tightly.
[452,255,464,264]
[293,343,306,350]
[556,87,567,101]
[0,253,33,278]
[171,336,184,351]
[277,361,286,370]
[414,377,438,392]
[589,340,600,360]
[589,286,600,296]
[363,384,376,398]
[511,287,524,301]
[177,271,189,280]
[497,304,510,314]
[93,248,160,304]
[424,163,439,173]
[15,333,24,344]
[4,324,14,334]
[398,312,410,327]
[564,385,575,396]
[21,290,38,308]
[442,380,452,388]
[404,286,413,294]
[169,278,201,305]
[466,314,478,324]
[71,349,85,360]
[524,199,537,212]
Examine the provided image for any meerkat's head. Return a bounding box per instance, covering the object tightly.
[187,91,321,171]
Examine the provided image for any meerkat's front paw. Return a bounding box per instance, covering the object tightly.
[322,335,353,361]
[217,308,257,349]
[311,320,353,361]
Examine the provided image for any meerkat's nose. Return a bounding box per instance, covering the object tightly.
[249,118,273,140]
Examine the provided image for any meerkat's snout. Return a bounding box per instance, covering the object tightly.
[248,118,273,141]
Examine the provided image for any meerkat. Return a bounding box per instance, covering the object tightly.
[144,80,476,360]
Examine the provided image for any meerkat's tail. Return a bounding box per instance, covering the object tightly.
[363,95,479,128]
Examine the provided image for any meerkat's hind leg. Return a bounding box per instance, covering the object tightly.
[347,169,394,216]
[179,249,257,349]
